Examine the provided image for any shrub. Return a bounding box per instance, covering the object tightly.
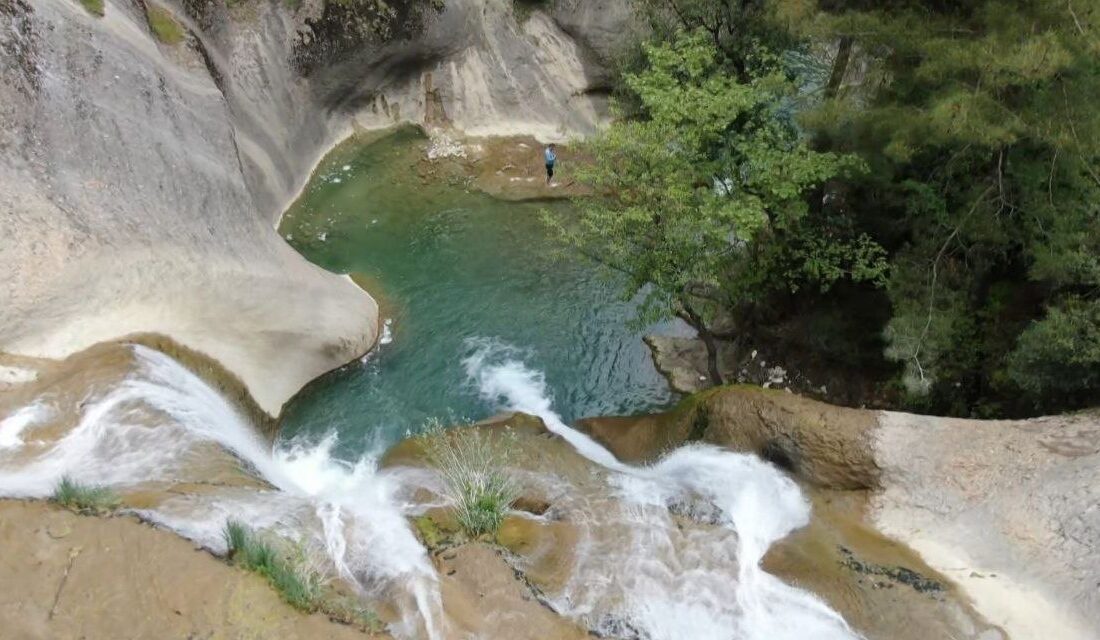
[51,477,120,514]
[146,6,185,45]
[1006,297,1100,410]
[419,422,518,537]
[222,520,383,629]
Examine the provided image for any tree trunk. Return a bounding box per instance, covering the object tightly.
[677,305,725,387]
[825,36,854,100]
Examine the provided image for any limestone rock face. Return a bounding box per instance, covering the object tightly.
[0,0,632,414]
[0,501,376,639]
[871,410,1100,640]
[335,0,637,140]
[0,0,376,415]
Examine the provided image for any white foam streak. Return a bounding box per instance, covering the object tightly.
[463,338,859,640]
[0,403,52,449]
[463,339,624,470]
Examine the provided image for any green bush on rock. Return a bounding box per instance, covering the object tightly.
[146,6,185,45]
[223,520,322,610]
[419,421,519,537]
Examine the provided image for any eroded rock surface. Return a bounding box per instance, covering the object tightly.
[392,413,998,640]
[0,0,377,415]
[871,410,1100,640]
[0,0,634,415]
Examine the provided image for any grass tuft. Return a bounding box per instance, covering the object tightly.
[77,0,105,17]
[224,520,321,609]
[419,421,519,537]
[146,6,185,45]
[52,476,120,515]
[222,520,381,630]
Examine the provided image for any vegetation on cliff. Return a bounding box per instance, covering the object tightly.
[146,6,185,45]
[556,0,1100,417]
[76,0,104,18]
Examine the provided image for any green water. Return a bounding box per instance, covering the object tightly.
[278,128,684,454]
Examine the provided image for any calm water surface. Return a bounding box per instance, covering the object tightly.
[278,128,685,455]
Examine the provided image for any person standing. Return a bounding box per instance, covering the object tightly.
[544,143,557,185]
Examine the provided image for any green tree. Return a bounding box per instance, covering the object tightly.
[791,0,1100,413]
[547,31,884,384]
[634,0,795,79]
[1006,297,1100,409]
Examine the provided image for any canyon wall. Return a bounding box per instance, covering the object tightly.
[0,0,634,414]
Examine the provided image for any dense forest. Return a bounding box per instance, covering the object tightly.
[553,0,1100,417]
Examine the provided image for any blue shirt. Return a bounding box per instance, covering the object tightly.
[545,147,556,165]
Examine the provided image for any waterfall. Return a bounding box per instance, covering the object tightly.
[464,338,860,640]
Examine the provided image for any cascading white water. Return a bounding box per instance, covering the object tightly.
[0,345,443,640]
[464,338,861,640]
[2,339,859,640]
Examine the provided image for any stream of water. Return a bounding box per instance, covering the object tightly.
[0,129,859,639]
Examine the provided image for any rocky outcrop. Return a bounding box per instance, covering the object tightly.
[0,0,376,416]
[578,388,1100,640]
[0,0,633,415]
[871,410,1100,640]
[335,0,637,140]
[580,386,880,489]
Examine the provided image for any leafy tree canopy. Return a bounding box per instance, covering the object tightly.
[547,31,885,383]
[785,0,1100,413]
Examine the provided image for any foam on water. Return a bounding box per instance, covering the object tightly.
[464,338,860,640]
[0,403,51,449]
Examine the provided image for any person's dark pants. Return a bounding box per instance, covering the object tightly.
[546,163,555,181]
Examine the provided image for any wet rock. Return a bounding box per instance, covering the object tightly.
[512,495,551,516]
[437,543,588,640]
[837,545,944,594]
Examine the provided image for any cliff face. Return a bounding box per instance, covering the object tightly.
[0,0,634,414]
